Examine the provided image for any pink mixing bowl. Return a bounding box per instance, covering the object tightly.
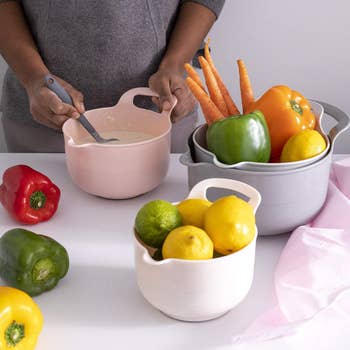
[62,87,175,199]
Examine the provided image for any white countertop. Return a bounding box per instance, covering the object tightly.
[0,153,330,350]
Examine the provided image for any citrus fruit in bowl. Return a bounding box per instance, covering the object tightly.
[204,195,256,255]
[133,178,261,322]
[134,200,182,248]
[176,198,212,229]
[162,225,213,260]
[280,129,327,163]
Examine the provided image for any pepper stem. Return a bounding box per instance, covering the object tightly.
[32,258,55,282]
[5,321,25,346]
[30,190,47,209]
[290,100,303,115]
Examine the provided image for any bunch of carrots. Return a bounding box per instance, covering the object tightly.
[185,40,254,125]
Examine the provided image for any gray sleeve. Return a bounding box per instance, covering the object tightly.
[181,0,225,19]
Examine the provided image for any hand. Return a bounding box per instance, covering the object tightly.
[148,64,196,123]
[25,74,85,130]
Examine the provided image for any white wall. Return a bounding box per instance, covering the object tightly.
[0,0,349,152]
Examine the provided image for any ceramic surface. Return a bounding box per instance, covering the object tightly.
[193,101,330,172]
[134,178,261,321]
[181,101,350,235]
[63,88,175,199]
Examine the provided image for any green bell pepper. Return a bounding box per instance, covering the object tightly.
[207,110,271,165]
[0,228,69,296]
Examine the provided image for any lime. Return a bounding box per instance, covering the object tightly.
[280,129,326,162]
[204,195,256,255]
[162,225,213,260]
[135,200,182,248]
[176,198,212,229]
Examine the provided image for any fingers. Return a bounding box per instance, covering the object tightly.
[51,114,70,127]
[28,76,85,130]
[64,82,85,114]
[31,111,59,130]
[46,91,80,118]
[149,69,197,122]
[31,109,69,130]
[149,74,175,112]
[170,78,197,123]
[151,96,161,110]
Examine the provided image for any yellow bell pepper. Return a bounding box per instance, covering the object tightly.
[247,85,316,160]
[0,286,43,350]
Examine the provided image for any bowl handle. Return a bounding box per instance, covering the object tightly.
[311,100,350,145]
[186,178,261,214]
[117,87,177,117]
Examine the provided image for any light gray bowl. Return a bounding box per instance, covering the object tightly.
[193,101,330,172]
[181,101,350,236]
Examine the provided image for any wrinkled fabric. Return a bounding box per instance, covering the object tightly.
[231,157,350,348]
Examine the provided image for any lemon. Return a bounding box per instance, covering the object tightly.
[280,129,326,162]
[162,225,214,260]
[204,195,256,255]
[135,200,182,248]
[176,198,212,229]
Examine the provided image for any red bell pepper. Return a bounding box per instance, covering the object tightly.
[0,165,61,224]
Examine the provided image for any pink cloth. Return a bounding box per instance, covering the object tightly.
[232,157,350,348]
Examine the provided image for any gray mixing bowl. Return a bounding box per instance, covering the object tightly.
[180,101,349,236]
[193,101,330,172]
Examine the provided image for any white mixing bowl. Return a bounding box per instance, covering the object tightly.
[134,178,261,321]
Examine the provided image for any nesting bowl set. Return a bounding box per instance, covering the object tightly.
[181,100,350,236]
[61,91,350,321]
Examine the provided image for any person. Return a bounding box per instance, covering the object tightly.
[0,0,225,153]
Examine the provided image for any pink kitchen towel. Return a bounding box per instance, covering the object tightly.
[231,157,350,349]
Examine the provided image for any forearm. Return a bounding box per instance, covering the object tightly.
[0,1,49,89]
[160,2,216,71]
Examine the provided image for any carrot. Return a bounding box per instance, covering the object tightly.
[186,77,224,125]
[204,40,240,116]
[184,63,205,91]
[237,59,255,113]
[198,56,229,117]
[204,38,215,68]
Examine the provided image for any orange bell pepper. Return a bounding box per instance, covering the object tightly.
[247,85,316,160]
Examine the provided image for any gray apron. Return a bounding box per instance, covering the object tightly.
[0,0,228,152]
